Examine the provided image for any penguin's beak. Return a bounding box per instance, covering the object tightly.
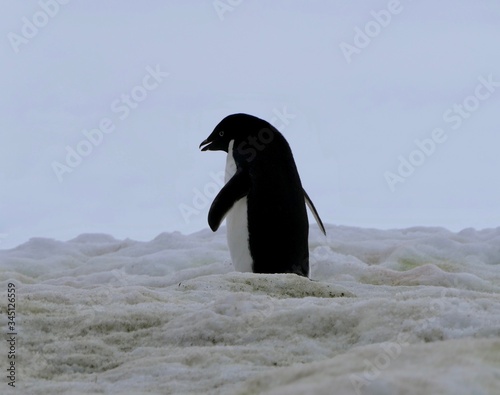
[199,138,212,151]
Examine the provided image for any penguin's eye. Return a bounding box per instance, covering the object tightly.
[219,131,224,137]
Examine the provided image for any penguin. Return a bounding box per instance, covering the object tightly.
[199,113,326,278]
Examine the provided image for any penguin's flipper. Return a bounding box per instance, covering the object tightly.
[208,168,250,232]
[303,189,327,236]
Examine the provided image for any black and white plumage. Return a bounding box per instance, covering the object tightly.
[199,113,326,277]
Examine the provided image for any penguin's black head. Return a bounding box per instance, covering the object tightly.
[199,113,269,153]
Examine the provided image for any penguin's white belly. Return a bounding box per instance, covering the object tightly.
[226,197,253,272]
[225,140,253,272]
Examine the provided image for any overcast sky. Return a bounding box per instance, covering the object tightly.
[1,1,500,249]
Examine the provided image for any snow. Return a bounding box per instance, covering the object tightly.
[1,225,500,394]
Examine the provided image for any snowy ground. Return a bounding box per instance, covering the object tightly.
[1,225,500,394]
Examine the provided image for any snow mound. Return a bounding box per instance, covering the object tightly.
[1,225,499,394]
[178,272,354,299]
